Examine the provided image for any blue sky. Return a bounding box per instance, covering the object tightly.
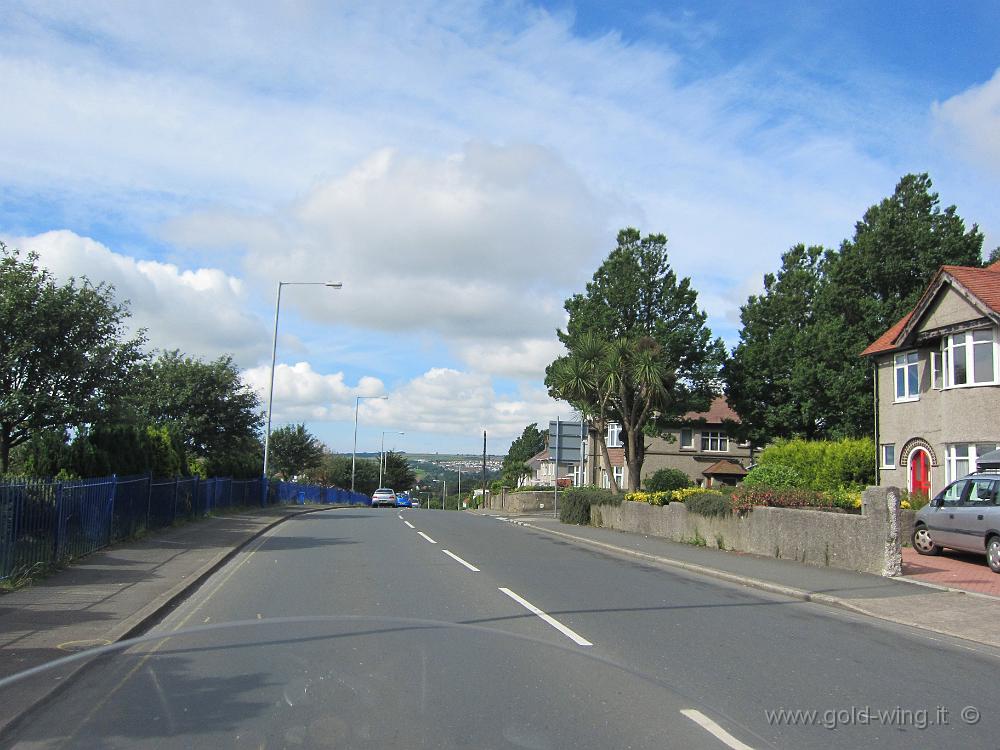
[2,1,998,454]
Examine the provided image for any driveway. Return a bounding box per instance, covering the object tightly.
[902,546,1000,597]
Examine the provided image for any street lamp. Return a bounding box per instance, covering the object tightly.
[262,281,343,479]
[379,430,405,488]
[352,395,388,492]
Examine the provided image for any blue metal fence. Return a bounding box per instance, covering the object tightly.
[0,475,370,581]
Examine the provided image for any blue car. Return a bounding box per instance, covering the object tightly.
[395,492,412,508]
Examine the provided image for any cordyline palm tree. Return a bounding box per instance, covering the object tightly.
[606,336,674,492]
[545,333,622,494]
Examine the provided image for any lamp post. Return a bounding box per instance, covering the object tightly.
[352,395,388,492]
[262,281,342,479]
[379,430,405,488]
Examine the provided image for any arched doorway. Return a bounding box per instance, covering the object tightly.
[909,448,931,498]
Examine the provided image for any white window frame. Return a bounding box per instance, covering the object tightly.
[930,350,943,390]
[613,465,624,487]
[701,431,729,452]
[942,327,999,389]
[945,442,1000,483]
[606,423,622,448]
[880,443,896,469]
[893,351,920,402]
[679,428,694,450]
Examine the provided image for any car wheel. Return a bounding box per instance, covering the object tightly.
[987,536,1000,574]
[912,525,941,556]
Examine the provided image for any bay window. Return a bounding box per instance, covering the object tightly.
[942,328,998,388]
[946,443,1000,482]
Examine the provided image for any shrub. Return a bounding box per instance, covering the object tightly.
[731,485,829,514]
[558,486,620,525]
[742,463,803,489]
[624,490,672,506]
[644,468,691,493]
[684,491,733,517]
[756,438,875,491]
[671,486,722,503]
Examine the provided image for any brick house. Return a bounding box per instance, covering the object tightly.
[582,397,754,489]
[862,261,1000,496]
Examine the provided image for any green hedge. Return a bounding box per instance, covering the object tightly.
[755,438,875,492]
[644,468,691,493]
[559,486,621,525]
[683,492,733,517]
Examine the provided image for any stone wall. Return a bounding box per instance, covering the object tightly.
[485,490,557,513]
[590,486,903,576]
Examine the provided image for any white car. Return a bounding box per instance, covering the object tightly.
[371,488,397,508]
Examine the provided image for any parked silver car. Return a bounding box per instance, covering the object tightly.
[912,473,1000,573]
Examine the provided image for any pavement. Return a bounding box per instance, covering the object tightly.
[0,503,343,736]
[481,511,1000,650]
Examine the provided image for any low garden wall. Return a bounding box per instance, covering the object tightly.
[590,486,903,576]
[484,490,556,513]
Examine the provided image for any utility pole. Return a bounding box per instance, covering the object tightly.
[458,467,462,510]
[482,430,487,510]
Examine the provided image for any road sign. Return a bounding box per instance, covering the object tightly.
[548,420,583,463]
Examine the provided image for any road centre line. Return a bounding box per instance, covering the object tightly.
[417,531,437,544]
[680,709,756,750]
[403,520,415,529]
[498,588,593,646]
[442,549,480,572]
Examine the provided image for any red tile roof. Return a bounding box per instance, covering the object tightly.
[702,459,748,476]
[682,396,740,424]
[862,263,1000,357]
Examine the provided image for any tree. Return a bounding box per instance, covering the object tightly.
[268,423,325,480]
[816,173,985,436]
[723,245,828,445]
[132,350,263,477]
[0,244,145,473]
[499,423,546,487]
[725,173,986,444]
[381,450,415,491]
[554,229,725,491]
[546,333,621,492]
[313,452,380,495]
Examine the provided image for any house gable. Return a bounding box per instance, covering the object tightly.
[916,283,991,334]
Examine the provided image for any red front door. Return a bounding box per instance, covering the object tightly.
[910,449,931,498]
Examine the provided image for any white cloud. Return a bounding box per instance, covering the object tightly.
[242,361,385,424]
[362,367,574,439]
[240,359,572,440]
[933,68,1000,176]
[455,338,566,380]
[169,144,608,347]
[6,229,269,365]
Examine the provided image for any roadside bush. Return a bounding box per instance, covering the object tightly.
[644,468,691,493]
[671,486,722,503]
[756,438,875,491]
[559,486,620,525]
[625,490,672,506]
[684,492,733,517]
[732,484,864,514]
[742,463,803,489]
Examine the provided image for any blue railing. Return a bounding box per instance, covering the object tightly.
[0,474,370,580]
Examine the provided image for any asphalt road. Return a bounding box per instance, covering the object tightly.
[5,507,1000,749]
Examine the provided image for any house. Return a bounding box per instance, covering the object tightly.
[522,448,576,487]
[582,397,754,489]
[862,261,1000,497]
